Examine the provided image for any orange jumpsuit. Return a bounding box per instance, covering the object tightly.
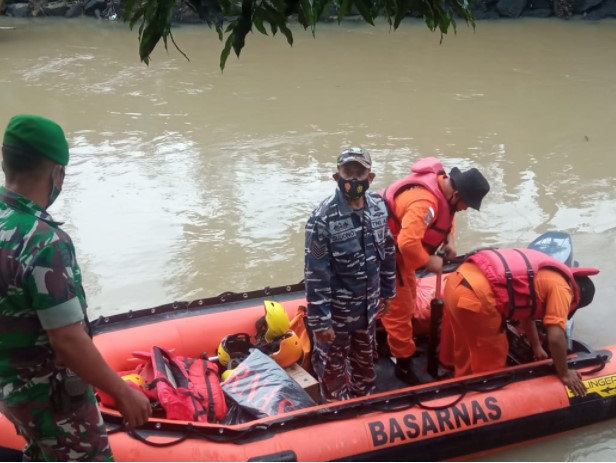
[443,262,571,377]
[381,176,453,359]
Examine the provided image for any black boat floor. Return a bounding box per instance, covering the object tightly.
[373,346,453,393]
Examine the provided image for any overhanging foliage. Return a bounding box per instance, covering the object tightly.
[123,0,476,70]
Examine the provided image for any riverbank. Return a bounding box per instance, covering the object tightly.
[1,0,615,21]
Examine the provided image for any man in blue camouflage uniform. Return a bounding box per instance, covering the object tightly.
[0,115,151,461]
[304,147,396,403]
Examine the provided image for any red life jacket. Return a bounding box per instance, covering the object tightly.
[132,346,227,423]
[465,248,599,320]
[382,157,454,254]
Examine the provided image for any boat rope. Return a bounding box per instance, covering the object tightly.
[91,283,307,333]
[102,349,610,445]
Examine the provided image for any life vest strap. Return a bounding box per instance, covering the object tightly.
[486,249,538,320]
[512,249,537,317]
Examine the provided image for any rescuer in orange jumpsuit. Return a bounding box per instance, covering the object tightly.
[443,248,598,397]
[381,158,490,384]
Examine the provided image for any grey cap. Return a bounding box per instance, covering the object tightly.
[337,147,372,169]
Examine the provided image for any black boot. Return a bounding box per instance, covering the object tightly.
[394,356,420,385]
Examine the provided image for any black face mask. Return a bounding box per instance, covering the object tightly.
[338,177,370,200]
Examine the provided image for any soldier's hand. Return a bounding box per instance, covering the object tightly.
[116,386,152,428]
[561,369,586,398]
[314,328,335,345]
[425,255,444,274]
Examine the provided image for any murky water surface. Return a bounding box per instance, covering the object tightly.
[1,15,616,460]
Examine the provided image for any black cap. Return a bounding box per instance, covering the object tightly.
[449,167,490,211]
[575,275,596,309]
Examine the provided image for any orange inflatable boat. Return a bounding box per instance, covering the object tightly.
[1,232,615,461]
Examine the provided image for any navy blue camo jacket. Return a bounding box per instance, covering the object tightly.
[304,188,396,333]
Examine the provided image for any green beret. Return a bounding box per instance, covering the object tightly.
[3,114,69,166]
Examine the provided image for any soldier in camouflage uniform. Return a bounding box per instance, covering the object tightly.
[304,147,396,403]
[0,115,151,461]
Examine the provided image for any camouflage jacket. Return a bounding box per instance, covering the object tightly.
[304,188,396,333]
[0,187,87,405]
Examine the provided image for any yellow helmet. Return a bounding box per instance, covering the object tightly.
[99,373,147,408]
[221,354,248,382]
[257,300,290,343]
[217,333,252,367]
[121,373,146,388]
[268,331,303,368]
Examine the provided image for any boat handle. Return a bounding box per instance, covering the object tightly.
[124,428,189,447]
[577,356,607,376]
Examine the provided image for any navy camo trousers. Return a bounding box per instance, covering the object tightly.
[312,327,376,403]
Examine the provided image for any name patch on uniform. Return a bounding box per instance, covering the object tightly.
[371,217,387,229]
[332,230,357,242]
[330,219,356,242]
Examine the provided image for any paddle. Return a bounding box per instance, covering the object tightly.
[426,268,444,379]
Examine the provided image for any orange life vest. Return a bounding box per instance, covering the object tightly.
[382,157,453,254]
[465,248,599,320]
[132,346,227,422]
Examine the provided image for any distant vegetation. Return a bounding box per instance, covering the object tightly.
[2,0,615,70]
[120,0,475,70]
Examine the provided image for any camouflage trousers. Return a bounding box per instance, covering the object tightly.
[0,387,113,462]
[312,326,376,403]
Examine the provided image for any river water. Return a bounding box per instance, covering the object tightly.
[1,15,616,460]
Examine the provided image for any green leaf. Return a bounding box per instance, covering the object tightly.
[270,19,279,35]
[138,18,145,38]
[185,0,224,27]
[337,0,351,22]
[139,25,162,63]
[297,8,309,28]
[253,10,268,35]
[312,0,329,20]
[129,0,476,70]
[283,0,301,15]
[276,17,294,45]
[270,0,287,11]
[262,4,294,45]
[218,0,232,11]
[122,0,139,21]
[353,0,375,25]
[381,0,395,26]
[393,0,411,28]
[128,6,146,29]
[231,0,253,56]
[220,32,234,70]
[300,0,315,33]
